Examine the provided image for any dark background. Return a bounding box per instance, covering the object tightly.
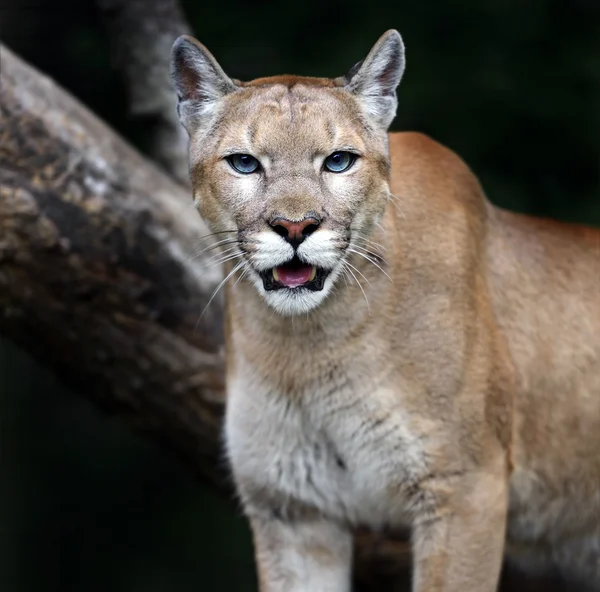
[1,0,598,590]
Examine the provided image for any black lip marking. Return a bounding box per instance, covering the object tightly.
[259,256,330,292]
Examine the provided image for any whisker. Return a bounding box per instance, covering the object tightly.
[340,269,350,288]
[212,253,244,268]
[349,241,388,264]
[344,260,371,286]
[188,243,240,264]
[192,245,240,268]
[333,267,350,291]
[185,237,239,261]
[341,260,370,313]
[387,192,406,219]
[195,260,246,330]
[233,265,251,288]
[189,230,238,252]
[353,232,387,253]
[202,251,244,270]
[358,240,387,255]
[347,248,393,284]
[189,250,244,282]
[202,245,241,261]
[186,240,239,263]
[349,242,387,264]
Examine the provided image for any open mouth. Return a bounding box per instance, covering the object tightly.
[260,256,330,291]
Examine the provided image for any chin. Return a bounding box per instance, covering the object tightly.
[249,269,340,316]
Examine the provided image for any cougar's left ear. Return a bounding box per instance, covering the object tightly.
[344,30,405,130]
[170,35,238,133]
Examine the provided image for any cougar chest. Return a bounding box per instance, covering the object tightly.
[225,366,428,528]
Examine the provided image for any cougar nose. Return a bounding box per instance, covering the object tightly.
[270,216,321,248]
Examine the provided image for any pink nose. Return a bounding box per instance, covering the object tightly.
[270,216,321,248]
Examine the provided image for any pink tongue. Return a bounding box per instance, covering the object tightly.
[276,264,313,287]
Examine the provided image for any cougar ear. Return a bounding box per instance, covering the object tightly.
[344,30,405,129]
[170,35,238,132]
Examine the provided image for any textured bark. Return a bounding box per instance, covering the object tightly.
[0,44,567,592]
[96,0,192,185]
[0,43,225,487]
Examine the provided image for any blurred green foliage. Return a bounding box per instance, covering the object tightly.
[0,0,598,590]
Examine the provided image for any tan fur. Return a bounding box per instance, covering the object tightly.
[171,31,600,591]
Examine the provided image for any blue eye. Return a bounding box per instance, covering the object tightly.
[227,154,260,174]
[323,151,356,173]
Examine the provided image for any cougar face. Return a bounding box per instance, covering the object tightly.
[171,31,405,315]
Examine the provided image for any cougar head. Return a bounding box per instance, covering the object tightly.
[170,30,405,315]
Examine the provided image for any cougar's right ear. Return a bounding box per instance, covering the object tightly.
[170,35,238,132]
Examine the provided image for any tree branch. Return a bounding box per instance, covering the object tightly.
[96,0,192,185]
[0,42,224,486]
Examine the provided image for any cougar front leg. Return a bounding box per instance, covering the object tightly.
[248,513,353,592]
[412,466,509,592]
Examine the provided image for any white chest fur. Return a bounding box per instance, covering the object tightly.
[225,361,430,529]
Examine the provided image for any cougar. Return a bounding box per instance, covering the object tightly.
[170,29,600,591]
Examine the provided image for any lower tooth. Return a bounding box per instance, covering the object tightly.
[272,268,280,281]
[309,266,316,281]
